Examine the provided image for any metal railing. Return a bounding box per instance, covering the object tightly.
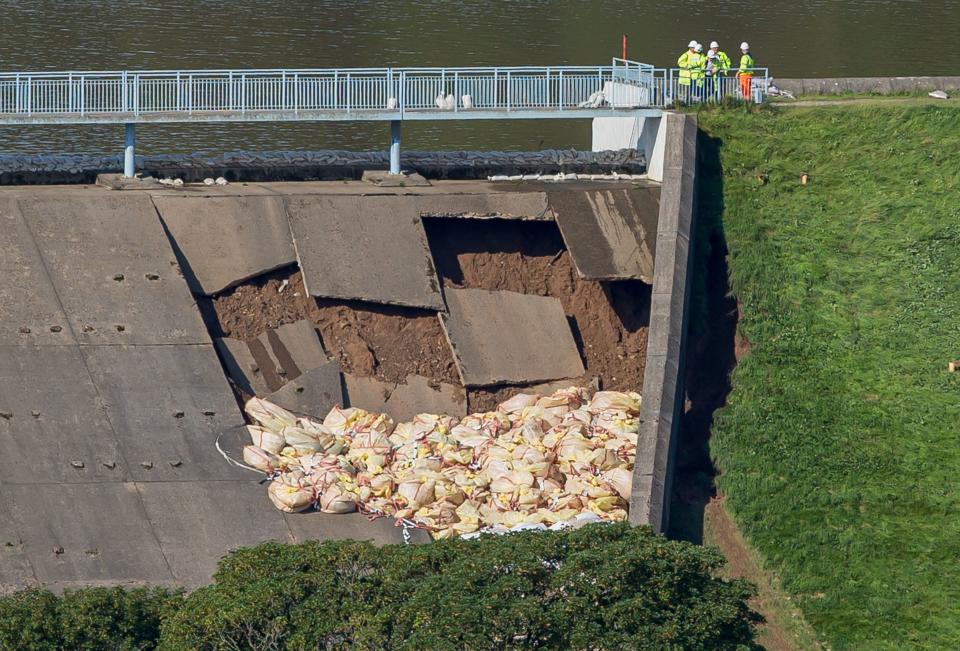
[0,59,665,119]
[661,67,770,104]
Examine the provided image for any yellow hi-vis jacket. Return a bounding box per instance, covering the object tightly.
[738,52,755,77]
[677,51,706,86]
[714,50,732,74]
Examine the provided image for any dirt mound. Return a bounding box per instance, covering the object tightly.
[210,270,458,385]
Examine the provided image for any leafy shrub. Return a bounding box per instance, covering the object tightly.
[0,586,181,651]
[159,524,760,650]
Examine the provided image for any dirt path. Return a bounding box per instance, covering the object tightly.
[705,497,824,651]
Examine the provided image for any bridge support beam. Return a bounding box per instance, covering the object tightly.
[124,123,136,177]
[389,120,401,175]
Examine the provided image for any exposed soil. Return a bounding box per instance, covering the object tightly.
[209,269,458,385]
[425,218,650,406]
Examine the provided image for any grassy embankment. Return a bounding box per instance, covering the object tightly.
[697,103,960,649]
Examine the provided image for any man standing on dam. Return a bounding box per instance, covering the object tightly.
[737,42,755,101]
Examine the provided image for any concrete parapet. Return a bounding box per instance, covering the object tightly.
[629,111,697,533]
[775,76,960,96]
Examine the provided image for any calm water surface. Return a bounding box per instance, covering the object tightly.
[0,0,957,155]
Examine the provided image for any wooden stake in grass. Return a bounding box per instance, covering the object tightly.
[949,361,958,373]
[801,173,809,185]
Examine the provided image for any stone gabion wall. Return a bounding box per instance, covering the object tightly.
[0,148,646,185]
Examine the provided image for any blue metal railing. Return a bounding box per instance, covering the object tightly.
[0,59,667,119]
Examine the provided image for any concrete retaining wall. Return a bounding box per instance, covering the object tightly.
[629,111,696,533]
[592,115,666,181]
[775,76,960,96]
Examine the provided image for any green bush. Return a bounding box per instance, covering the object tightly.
[0,586,181,651]
[159,524,760,650]
[0,526,759,650]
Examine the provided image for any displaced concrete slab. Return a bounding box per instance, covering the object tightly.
[287,195,444,310]
[549,188,658,283]
[265,362,344,420]
[254,319,328,384]
[0,345,127,484]
[18,194,210,345]
[284,512,430,545]
[344,373,465,421]
[137,481,293,588]
[4,482,173,588]
[154,195,297,296]
[362,170,431,187]
[82,344,248,482]
[0,198,73,346]
[96,174,164,191]
[440,288,585,387]
[414,192,551,220]
[216,337,272,396]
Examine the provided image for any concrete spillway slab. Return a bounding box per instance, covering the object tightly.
[18,194,210,345]
[344,373,466,421]
[0,500,38,594]
[440,288,585,387]
[549,187,658,283]
[265,362,343,420]
[216,337,271,396]
[253,319,328,385]
[0,345,127,484]
[0,198,73,346]
[81,344,248,482]
[154,195,297,296]
[413,192,551,220]
[4,482,173,589]
[137,481,293,588]
[284,512,429,545]
[287,195,444,310]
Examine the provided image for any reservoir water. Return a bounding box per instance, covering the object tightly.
[0,0,957,155]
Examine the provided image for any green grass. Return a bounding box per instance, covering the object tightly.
[697,103,960,650]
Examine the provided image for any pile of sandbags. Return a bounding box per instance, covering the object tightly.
[241,386,640,539]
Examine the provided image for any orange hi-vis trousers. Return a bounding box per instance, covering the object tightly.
[739,74,753,100]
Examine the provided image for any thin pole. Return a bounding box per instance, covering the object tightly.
[124,123,136,177]
[389,120,401,175]
[622,34,628,60]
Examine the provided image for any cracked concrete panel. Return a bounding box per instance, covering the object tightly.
[254,319,328,385]
[138,481,293,588]
[0,345,126,484]
[440,288,585,387]
[82,345,248,482]
[344,373,465,421]
[18,194,210,345]
[287,195,444,310]
[155,195,297,296]
[265,362,344,420]
[216,337,271,396]
[549,187,658,282]
[0,198,73,346]
[4,482,173,588]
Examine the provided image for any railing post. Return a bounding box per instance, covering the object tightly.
[176,72,182,111]
[389,120,401,175]
[124,123,136,178]
[454,71,459,112]
[241,74,246,113]
[122,71,128,113]
[68,72,73,112]
[26,75,31,115]
[80,75,85,116]
[559,70,564,111]
[282,71,288,110]
[188,74,193,113]
[229,71,234,111]
[506,70,511,111]
[346,72,351,113]
[134,73,140,116]
[399,70,405,118]
[294,73,299,113]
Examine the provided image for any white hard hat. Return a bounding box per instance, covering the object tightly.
[695,43,703,53]
[688,40,698,48]
[707,51,717,59]
[740,42,750,50]
[710,41,720,49]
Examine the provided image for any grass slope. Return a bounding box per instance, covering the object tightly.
[698,104,960,650]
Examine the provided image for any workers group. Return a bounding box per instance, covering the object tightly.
[676,40,754,102]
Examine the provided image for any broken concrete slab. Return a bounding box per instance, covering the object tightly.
[362,170,431,187]
[96,174,164,191]
[0,345,127,484]
[284,512,430,545]
[0,198,73,346]
[440,288,585,387]
[216,337,272,396]
[154,195,297,296]
[18,194,210,345]
[344,373,466,421]
[81,344,248,482]
[286,195,444,310]
[414,192,551,220]
[4,482,173,588]
[254,319,328,384]
[548,187,658,283]
[265,362,344,420]
[137,481,293,588]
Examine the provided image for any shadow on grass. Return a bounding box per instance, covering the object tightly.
[668,130,739,543]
